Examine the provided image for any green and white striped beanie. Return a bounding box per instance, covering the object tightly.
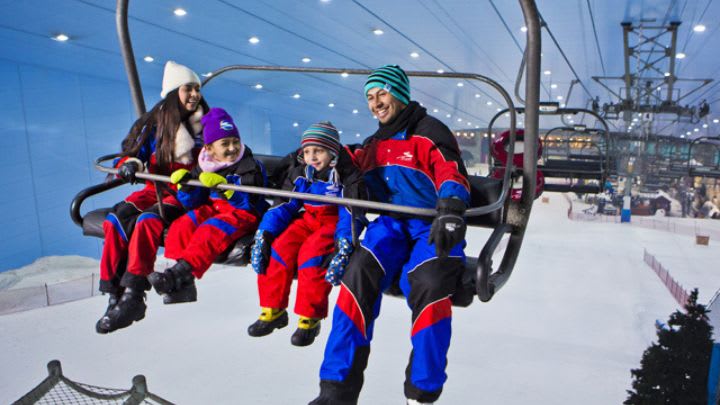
[364,64,410,105]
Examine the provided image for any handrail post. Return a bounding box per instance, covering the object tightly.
[116,0,146,117]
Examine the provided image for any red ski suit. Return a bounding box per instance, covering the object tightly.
[100,114,203,293]
[164,147,268,278]
[257,164,353,319]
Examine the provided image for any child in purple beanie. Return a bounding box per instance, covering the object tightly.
[146,107,269,304]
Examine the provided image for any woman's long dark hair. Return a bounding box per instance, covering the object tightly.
[120,89,209,173]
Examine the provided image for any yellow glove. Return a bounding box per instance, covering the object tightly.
[169,168,191,189]
[199,172,234,199]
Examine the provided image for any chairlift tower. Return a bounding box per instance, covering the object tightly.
[592,20,713,221]
[592,20,712,126]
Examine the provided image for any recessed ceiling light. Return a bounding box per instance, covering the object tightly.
[686,131,691,135]
[556,95,563,100]
[550,83,558,89]
[681,134,686,138]
[143,56,154,62]
[301,57,311,63]
[254,83,263,89]
[543,70,552,75]
[437,69,445,74]
[520,26,528,32]
[474,94,480,98]
[560,103,566,107]
[293,122,299,127]
[694,128,700,132]
[338,130,343,134]
[320,0,331,3]
[714,119,719,123]
[248,36,260,44]
[496,108,502,111]
[433,108,439,113]
[174,8,187,16]
[373,28,384,35]
[292,93,301,99]
[676,52,686,59]
[457,118,462,122]
[694,24,706,32]
[457,82,464,87]
[201,72,213,77]
[328,103,335,108]
[664,72,671,77]
[52,33,69,42]
[356,133,361,137]
[341,72,349,78]
[410,52,420,58]
[352,109,358,114]
[446,114,451,118]
[486,101,493,106]
[703,123,708,128]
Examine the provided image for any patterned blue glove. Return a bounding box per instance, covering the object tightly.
[325,238,353,286]
[250,230,273,275]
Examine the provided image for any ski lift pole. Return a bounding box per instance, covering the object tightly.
[116,0,145,118]
[153,181,167,222]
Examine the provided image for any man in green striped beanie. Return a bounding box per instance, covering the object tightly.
[311,64,471,405]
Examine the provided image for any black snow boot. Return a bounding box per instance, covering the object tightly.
[147,259,197,304]
[95,292,122,334]
[95,288,146,333]
[291,317,321,347]
[247,308,288,337]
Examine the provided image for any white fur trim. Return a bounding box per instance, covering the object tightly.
[173,107,204,164]
[188,107,204,135]
[161,61,201,99]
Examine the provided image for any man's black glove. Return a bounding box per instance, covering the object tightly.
[428,198,467,258]
[117,157,144,184]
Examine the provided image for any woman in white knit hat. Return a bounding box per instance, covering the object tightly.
[95,61,209,334]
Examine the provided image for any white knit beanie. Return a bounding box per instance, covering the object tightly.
[160,61,201,99]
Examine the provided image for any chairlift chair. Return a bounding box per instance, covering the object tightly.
[70,0,544,305]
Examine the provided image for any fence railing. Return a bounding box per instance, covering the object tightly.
[643,249,690,307]
[0,275,99,316]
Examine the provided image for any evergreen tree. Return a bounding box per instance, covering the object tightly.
[625,289,713,405]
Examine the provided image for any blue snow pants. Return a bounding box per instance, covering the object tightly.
[315,215,465,404]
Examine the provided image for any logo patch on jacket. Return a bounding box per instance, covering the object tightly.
[325,184,340,195]
[397,151,413,161]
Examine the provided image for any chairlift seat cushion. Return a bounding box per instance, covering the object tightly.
[82,208,112,238]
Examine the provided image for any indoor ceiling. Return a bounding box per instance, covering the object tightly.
[2,0,720,144]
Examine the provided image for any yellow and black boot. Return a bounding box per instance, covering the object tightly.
[291,316,321,347]
[247,307,288,337]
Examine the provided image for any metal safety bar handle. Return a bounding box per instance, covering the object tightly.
[95,155,502,217]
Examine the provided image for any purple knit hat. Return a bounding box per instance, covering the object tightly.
[201,108,241,145]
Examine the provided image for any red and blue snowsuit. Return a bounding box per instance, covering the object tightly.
[257,164,355,319]
[317,102,470,404]
[164,147,269,278]
[99,118,203,294]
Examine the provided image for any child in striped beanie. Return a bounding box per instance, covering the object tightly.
[249,121,364,347]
